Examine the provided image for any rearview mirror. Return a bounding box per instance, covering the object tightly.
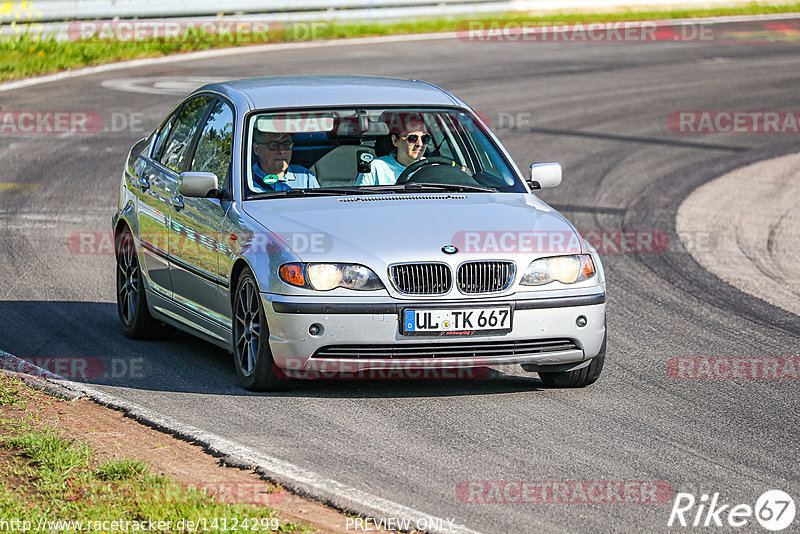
[179,171,218,198]
[528,162,562,190]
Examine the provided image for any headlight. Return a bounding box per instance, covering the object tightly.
[520,255,596,286]
[279,263,384,291]
[307,264,342,290]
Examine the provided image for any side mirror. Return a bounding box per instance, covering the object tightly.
[179,171,219,198]
[528,162,562,190]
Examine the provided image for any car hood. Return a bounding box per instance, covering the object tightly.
[241,193,585,265]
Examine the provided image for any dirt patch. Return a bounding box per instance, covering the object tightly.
[0,446,38,501]
[1,379,385,534]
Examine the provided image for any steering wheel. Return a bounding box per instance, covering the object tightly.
[395,157,461,184]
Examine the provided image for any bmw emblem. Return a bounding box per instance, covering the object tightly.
[441,245,458,255]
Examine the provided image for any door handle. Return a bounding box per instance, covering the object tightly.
[137,176,151,192]
[170,196,185,211]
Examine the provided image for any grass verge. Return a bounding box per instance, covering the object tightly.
[1,2,800,81]
[0,373,313,533]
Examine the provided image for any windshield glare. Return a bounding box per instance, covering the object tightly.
[244,108,526,198]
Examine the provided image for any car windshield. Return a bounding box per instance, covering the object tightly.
[243,107,526,199]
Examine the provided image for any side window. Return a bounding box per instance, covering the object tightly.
[190,99,234,189]
[152,112,177,161]
[158,95,214,173]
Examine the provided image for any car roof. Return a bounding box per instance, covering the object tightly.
[194,75,463,110]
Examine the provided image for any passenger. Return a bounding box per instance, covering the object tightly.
[252,130,319,191]
[356,115,431,186]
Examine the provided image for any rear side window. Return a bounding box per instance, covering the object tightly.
[158,95,214,173]
[191,99,234,189]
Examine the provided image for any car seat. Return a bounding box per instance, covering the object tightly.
[310,145,376,187]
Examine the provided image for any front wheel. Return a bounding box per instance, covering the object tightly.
[538,334,606,388]
[232,269,289,391]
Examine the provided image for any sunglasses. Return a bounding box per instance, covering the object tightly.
[257,140,293,150]
[400,133,432,145]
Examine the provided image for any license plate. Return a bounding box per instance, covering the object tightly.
[401,306,512,336]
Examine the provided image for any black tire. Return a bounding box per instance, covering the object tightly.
[232,269,290,391]
[538,334,606,388]
[115,229,167,339]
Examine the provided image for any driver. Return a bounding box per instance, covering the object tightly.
[252,130,319,191]
[356,113,430,186]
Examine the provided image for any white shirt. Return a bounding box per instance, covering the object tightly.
[355,155,406,186]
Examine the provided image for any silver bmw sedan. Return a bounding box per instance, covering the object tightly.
[113,75,606,391]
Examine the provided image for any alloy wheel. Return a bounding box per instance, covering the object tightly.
[116,233,139,326]
[234,277,261,377]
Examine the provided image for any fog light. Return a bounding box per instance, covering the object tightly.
[576,315,588,327]
[309,324,323,336]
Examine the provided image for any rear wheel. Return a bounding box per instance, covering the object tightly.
[538,334,606,388]
[115,229,166,339]
[232,269,289,391]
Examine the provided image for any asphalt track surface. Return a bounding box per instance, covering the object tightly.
[2,20,800,533]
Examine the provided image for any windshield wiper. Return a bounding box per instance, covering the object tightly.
[363,182,497,193]
[248,183,496,200]
[248,187,383,199]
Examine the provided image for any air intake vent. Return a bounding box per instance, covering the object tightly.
[390,263,452,295]
[312,338,579,359]
[457,261,515,294]
[339,195,466,202]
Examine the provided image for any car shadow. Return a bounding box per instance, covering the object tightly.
[0,300,546,398]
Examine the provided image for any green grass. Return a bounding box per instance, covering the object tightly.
[0,429,313,532]
[0,381,23,407]
[1,2,799,81]
[5,430,91,485]
[94,457,149,481]
[0,374,313,532]
[0,36,216,81]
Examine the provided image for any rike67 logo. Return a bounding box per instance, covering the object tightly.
[668,490,796,531]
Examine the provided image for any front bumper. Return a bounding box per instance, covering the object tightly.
[263,292,606,375]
